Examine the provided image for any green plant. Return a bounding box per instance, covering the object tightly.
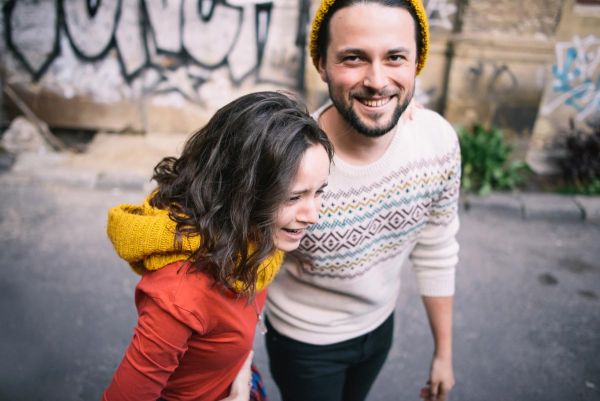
[458,124,528,195]
[553,118,600,195]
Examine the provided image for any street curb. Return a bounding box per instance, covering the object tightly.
[574,196,600,225]
[3,150,155,192]
[462,192,600,225]
[520,193,584,222]
[2,169,153,193]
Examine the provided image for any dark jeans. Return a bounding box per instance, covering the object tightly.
[265,314,394,401]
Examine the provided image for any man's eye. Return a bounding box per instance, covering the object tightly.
[343,55,362,62]
[389,55,406,62]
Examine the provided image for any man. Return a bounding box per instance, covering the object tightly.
[265,1,460,401]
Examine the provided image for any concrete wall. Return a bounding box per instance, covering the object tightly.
[1,0,309,133]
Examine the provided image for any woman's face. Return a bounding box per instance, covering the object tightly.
[273,144,330,252]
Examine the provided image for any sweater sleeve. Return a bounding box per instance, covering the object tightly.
[102,295,194,401]
[410,135,461,297]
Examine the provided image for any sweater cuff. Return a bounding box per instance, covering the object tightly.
[416,268,455,297]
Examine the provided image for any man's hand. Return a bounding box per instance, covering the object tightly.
[419,355,455,401]
[221,350,254,401]
[420,296,454,401]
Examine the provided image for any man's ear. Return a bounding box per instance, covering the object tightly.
[318,58,328,83]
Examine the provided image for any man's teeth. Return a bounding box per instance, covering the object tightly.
[361,98,390,107]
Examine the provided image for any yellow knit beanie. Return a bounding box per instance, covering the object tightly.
[309,0,429,75]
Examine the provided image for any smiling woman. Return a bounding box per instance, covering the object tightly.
[102,91,333,401]
[273,144,330,252]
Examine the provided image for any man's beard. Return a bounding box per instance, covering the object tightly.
[329,86,413,138]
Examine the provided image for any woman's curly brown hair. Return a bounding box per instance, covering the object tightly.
[150,91,333,295]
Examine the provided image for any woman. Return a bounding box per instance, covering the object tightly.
[102,91,333,401]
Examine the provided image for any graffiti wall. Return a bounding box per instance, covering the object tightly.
[527,0,600,174]
[1,0,308,131]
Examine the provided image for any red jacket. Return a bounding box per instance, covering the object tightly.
[103,261,265,401]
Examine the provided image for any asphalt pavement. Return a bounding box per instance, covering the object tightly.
[0,132,599,401]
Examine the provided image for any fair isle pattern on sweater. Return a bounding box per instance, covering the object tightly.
[297,121,460,280]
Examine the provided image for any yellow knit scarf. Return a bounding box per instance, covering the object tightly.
[106,196,284,292]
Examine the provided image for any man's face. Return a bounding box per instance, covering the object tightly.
[319,3,418,137]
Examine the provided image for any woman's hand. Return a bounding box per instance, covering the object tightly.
[220,351,254,401]
[404,98,424,121]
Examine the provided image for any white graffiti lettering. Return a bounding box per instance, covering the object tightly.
[116,0,146,77]
[5,0,58,77]
[63,0,119,58]
[182,0,241,67]
[144,0,183,53]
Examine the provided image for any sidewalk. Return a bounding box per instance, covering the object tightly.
[1,131,599,401]
[3,130,600,225]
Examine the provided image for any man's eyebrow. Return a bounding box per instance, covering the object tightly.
[335,47,412,57]
[387,47,411,54]
[335,47,367,56]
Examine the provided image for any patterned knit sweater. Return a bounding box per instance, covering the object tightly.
[266,103,461,345]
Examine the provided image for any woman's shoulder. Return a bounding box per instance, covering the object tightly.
[136,261,219,317]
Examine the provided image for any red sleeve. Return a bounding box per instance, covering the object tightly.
[102,295,194,401]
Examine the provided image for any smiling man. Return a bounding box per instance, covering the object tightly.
[265,1,461,401]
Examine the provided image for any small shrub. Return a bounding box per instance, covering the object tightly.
[458,124,529,195]
[553,118,600,195]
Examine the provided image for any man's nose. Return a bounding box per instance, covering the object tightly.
[363,62,387,91]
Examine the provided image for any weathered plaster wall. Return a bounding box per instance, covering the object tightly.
[1,0,309,132]
[461,0,562,39]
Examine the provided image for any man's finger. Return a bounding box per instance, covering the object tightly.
[438,382,450,401]
[429,382,440,400]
